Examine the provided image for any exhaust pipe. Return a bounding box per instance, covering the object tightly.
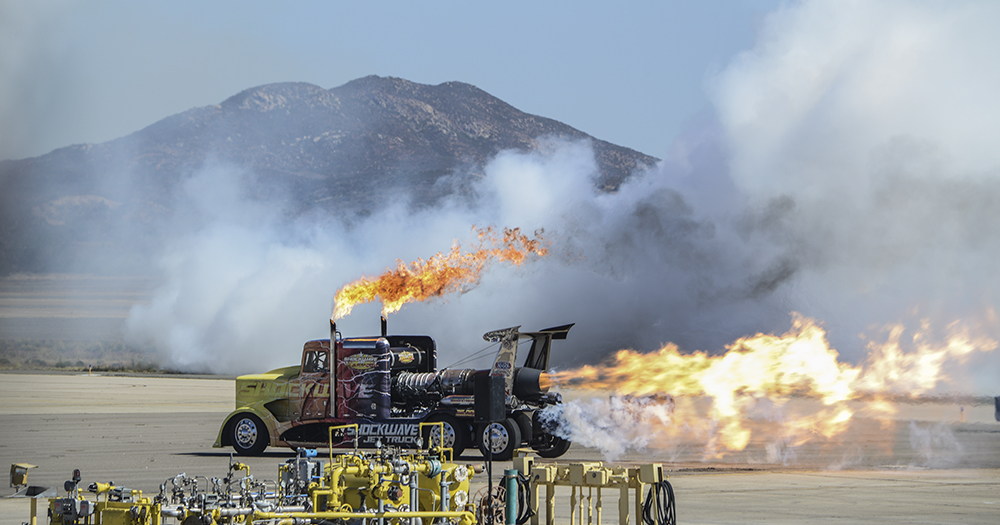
[381,315,387,338]
[330,319,338,418]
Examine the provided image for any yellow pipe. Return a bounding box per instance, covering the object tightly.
[326,464,347,510]
[418,421,454,462]
[321,460,400,511]
[546,483,555,525]
[634,483,642,525]
[618,483,629,525]
[570,485,577,525]
[255,509,476,525]
[328,423,360,464]
[596,486,603,525]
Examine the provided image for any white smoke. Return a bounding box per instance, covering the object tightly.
[526,0,1000,465]
[127,0,1000,400]
[128,137,780,373]
[908,421,964,468]
[709,0,1000,362]
[539,395,681,461]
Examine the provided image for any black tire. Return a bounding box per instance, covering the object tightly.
[423,414,469,457]
[511,411,533,443]
[534,434,571,458]
[478,418,521,461]
[229,413,269,456]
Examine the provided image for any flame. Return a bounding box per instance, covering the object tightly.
[333,226,547,320]
[552,313,996,458]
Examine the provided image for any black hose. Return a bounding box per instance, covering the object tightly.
[515,472,535,525]
[641,480,676,525]
[485,444,494,525]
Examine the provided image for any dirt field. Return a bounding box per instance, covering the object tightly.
[0,273,158,341]
[1,372,998,524]
[0,274,158,370]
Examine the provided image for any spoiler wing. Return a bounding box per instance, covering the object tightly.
[483,323,575,395]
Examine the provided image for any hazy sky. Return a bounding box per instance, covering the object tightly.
[1,0,779,162]
[6,0,1000,396]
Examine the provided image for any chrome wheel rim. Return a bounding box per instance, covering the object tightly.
[235,418,258,448]
[429,422,457,448]
[483,422,509,454]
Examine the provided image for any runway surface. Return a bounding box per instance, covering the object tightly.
[1,372,998,523]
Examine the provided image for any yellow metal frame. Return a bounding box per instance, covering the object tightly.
[328,423,360,463]
[419,420,455,462]
[514,455,666,525]
[253,509,476,524]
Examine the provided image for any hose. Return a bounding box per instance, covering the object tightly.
[641,480,676,525]
[514,472,535,525]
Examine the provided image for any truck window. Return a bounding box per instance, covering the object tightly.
[302,350,329,374]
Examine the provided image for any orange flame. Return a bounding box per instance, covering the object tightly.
[553,313,996,457]
[333,226,547,320]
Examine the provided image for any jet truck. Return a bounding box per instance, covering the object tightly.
[214,319,573,460]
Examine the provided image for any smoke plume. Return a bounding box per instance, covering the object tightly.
[126,0,1000,395]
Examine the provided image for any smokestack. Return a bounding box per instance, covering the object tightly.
[330,319,337,418]
[381,315,387,338]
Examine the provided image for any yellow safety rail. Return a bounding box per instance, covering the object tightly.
[514,455,667,525]
[418,421,454,462]
[328,423,359,464]
[253,509,476,524]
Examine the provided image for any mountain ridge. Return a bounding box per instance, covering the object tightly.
[0,75,659,275]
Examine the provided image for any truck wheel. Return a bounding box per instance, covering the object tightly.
[479,418,521,461]
[533,435,571,458]
[229,414,269,456]
[423,414,468,457]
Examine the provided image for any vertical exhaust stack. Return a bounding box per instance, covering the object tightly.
[381,315,387,338]
[330,319,338,419]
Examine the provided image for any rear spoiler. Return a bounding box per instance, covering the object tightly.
[520,324,574,371]
[483,323,574,370]
[484,323,574,396]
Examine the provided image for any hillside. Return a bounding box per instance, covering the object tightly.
[0,76,658,275]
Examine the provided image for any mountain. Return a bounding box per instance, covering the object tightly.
[0,76,659,275]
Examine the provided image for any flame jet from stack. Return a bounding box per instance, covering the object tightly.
[332,225,547,320]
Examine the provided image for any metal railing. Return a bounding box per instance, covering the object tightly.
[514,455,667,525]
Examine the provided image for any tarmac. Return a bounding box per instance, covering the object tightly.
[1,372,998,524]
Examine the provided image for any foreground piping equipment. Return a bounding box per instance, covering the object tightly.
[17,416,679,525]
[21,451,682,525]
[28,430,480,524]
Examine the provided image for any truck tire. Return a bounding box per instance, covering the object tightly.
[479,418,521,461]
[533,435,571,458]
[229,413,269,456]
[423,414,469,457]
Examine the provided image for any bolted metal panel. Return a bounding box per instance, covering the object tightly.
[474,375,505,423]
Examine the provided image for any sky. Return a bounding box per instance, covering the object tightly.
[5,0,1000,398]
[1,0,778,162]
